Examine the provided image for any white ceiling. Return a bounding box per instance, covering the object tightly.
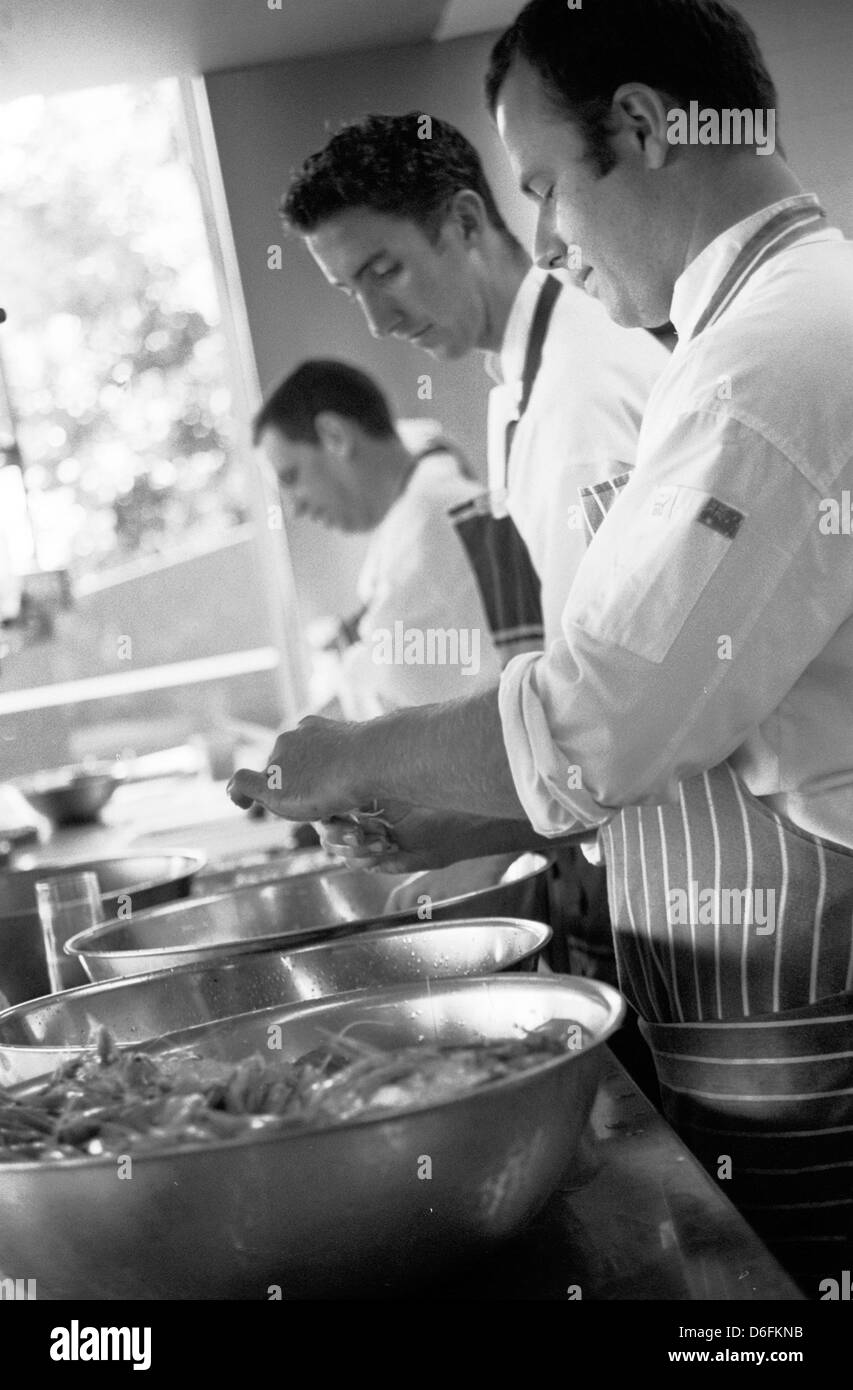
[0,0,520,102]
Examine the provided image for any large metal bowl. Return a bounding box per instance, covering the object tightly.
[0,854,205,1005]
[0,916,551,1085]
[0,974,624,1299]
[190,846,333,896]
[66,853,552,983]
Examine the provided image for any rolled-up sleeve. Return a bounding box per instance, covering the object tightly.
[499,409,853,836]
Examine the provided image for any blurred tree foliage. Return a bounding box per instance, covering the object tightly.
[0,80,249,575]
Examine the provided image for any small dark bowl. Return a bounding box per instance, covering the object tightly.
[15,766,123,827]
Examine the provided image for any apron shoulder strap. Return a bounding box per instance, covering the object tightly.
[691,197,827,341]
[518,274,563,417]
[504,275,563,488]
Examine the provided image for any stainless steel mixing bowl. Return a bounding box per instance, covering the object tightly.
[0,973,624,1299]
[0,854,206,1005]
[14,765,123,827]
[66,853,552,982]
[190,846,333,895]
[0,916,551,1085]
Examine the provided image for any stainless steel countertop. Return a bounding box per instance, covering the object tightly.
[416,1047,803,1301]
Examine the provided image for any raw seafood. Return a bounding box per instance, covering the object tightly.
[0,1020,582,1162]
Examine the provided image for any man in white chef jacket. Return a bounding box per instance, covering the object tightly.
[282,111,669,988]
[254,358,502,719]
[233,0,853,1293]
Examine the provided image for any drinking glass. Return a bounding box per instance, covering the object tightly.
[35,871,104,994]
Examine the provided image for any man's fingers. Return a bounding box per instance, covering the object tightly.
[227,768,310,818]
[227,767,338,821]
[226,718,363,821]
[227,769,270,809]
[324,844,414,874]
[319,816,395,857]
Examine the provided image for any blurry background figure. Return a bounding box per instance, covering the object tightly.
[254,359,502,721]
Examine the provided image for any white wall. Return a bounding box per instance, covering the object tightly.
[736,0,853,230]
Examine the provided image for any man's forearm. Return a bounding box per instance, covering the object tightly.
[228,686,557,827]
[352,687,529,820]
[456,815,595,857]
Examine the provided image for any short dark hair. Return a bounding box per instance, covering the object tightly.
[281,112,517,243]
[486,0,779,176]
[253,360,396,446]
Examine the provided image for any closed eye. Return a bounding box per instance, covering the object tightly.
[367,260,401,283]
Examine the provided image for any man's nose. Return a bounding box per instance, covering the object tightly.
[358,286,401,339]
[534,210,567,272]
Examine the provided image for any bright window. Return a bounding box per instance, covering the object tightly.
[0,79,249,578]
[0,78,306,775]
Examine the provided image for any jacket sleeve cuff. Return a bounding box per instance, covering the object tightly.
[498,651,612,837]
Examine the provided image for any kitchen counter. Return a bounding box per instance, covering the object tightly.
[424,1047,803,1301]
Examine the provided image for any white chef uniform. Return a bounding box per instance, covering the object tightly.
[336,446,502,720]
[499,201,853,849]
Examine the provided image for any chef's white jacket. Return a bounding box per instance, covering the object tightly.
[500,198,853,851]
[487,269,670,644]
[337,449,503,719]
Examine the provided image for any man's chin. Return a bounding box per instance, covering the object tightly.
[425,337,469,362]
[605,286,671,333]
[602,295,654,332]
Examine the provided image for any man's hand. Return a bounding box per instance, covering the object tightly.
[319,802,495,874]
[227,716,365,821]
[319,800,566,874]
[227,690,533,828]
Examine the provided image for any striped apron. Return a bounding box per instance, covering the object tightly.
[585,196,853,1295]
[450,276,562,663]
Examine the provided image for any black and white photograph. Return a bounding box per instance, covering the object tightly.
[0,0,850,1353]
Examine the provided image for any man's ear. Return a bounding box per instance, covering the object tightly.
[314,411,354,460]
[611,83,673,170]
[445,189,489,244]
